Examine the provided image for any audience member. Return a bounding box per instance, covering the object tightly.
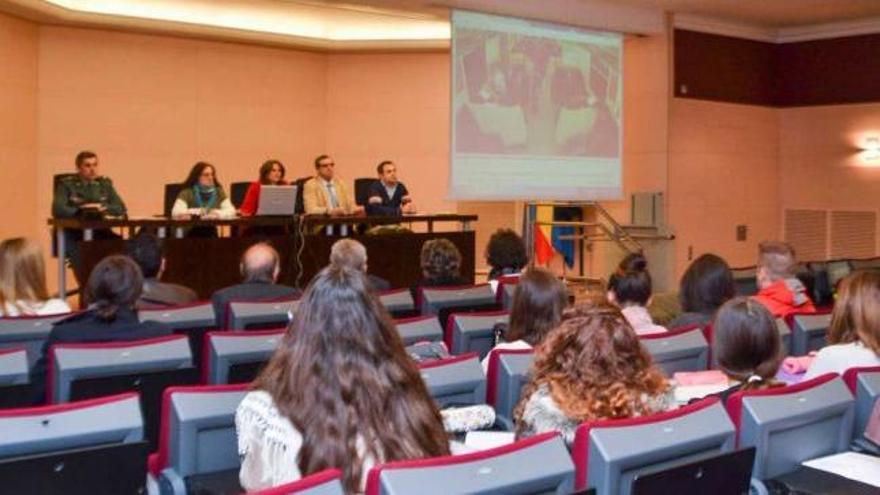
[240,159,288,216]
[752,241,816,317]
[514,304,673,445]
[125,231,198,308]
[669,253,736,329]
[707,297,783,401]
[171,161,236,220]
[485,228,528,281]
[803,271,880,380]
[411,238,469,298]
[236,266,449,492]
[607,253,666,335]
[328,238,390,291]
[30,255,171,402]
[482,268,566,371]
[211,243,299,327]
[366,160,415,216]
[0,237,70,317]
[302,154,362,216]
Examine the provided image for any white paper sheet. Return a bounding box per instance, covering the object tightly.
[464,431,515,451]
[673,384,730,405]
[802,452,880,487]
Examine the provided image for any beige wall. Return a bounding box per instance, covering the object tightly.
[0,13,38,243]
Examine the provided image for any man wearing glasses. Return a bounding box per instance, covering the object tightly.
[303,154,362,216]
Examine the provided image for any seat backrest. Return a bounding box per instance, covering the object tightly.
[725,373,854,480]
[353,177,375,206]
[572,398,736,493]
[418,353,485,407]
[378,288,415,314]
[842,366,880,441]
[730,266,758,296]
[495,275,520,309]
[227,296,300,330]
[394,315,443,346]
[774,317,792,356]
[365,432,574,495]
[164,183,185,217]
[0,347,28,386]
[203,330,283,385]
[294,176,311,214]
[251,469,345,495]
[150,384,248,482]
[138,301,216,331]
[486,348,534,431]
[786,311,832,356]
[230,181,251,209]
[0,313,71,369]
[849,257,880,271]
[0,392,143,458]
[825,259,852,287]
[446,310,509,358]
[419,284,495,316]
[639,325,709,376]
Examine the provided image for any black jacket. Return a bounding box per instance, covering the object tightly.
[365,180,409,216]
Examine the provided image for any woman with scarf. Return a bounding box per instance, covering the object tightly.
[171,161,236,236]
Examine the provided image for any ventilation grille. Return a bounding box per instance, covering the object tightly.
[830,210,876,259]
[784,209,827,261]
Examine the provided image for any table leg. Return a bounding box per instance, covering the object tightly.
[56,228,66,300]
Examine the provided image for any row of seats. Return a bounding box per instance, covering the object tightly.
[2,370,875,494]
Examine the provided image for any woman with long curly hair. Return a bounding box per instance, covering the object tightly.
[513,304,673,445]
[236,265,450,493]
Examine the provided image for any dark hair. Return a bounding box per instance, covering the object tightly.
[86,255,143,321]
[258,159,286,185]
[182,161,221,189]
[506,268,567,346]
[313,154,331,169]
[679,253,735,315]
[607,253,652,306]
[125,231,162,279]
[420,238,462,281]
[255,266,449,492]
[75,151,96,167]
[376,160,393,175]
[713,297,782,390]
[485,229,528,279]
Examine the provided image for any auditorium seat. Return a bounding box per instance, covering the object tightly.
[494,275,520,310]
[418,284,495,316]
[365,431,574,495]
[842,366,880,442]
[785,311,832,356]
[572,398,736,493]
[444,310,509,358]
[639,324,709,375]
[353,177,375,206]
[393,315,443,346]
[725,373,854,480]
[378,288,417,319]
[774,317,793,356]
[202,329,283,385]
[226,296,299,330]
[163,183,185,218]
[148,384,248,495]
[48,335,199,450]
[417,353,485,407]
[139,301,217,370]
[0,347,33,409]
[0,393,149,494]
[0,312,71,370]
[824,259,852,288]
[251,469,344,495]
[731,266,758,296]
[848,257,880,272]
[230,181,250,209]
[486,348,534,431]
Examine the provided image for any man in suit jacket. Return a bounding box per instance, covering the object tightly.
[366,160,416,217]
[126,231,198,308]
[211,242,300,327]
[302,154,363,216]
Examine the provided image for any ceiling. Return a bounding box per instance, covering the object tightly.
[1,0,879,50]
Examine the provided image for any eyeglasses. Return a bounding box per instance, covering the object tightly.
[319,162,335,168]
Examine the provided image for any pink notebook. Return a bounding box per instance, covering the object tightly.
[673,370,729,386]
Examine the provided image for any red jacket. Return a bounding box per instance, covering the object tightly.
[752,278,817,318]
[239,182,261,216]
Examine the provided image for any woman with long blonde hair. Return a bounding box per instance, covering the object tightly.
[0,238,69,316]
[514,304,672,445]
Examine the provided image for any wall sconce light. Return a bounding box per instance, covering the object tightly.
[864,137,880,161]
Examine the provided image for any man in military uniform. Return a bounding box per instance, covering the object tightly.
[52,151,127,281]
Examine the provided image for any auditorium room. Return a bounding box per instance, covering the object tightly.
[2,0,880,493]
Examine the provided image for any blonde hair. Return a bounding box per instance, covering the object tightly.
[0,238,50,313]
[329,239,367,271]
[829,271,880,355]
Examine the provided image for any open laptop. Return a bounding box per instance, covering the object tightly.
[631,447,755,495]
[256,185,297,216]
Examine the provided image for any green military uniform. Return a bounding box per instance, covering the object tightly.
[52,175,127,218]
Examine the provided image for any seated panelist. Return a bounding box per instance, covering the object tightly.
[302,154,363,216]
[52,150,127,219]
[240,159,288,216]
[171,161,236,220]
[366,160,416,216]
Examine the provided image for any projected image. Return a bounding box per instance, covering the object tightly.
[454,29,621,157]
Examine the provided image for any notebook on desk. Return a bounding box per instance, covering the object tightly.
[256,185,297,216]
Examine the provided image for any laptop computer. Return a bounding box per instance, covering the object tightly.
[631,447,755,495]
[256,185,297,216]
